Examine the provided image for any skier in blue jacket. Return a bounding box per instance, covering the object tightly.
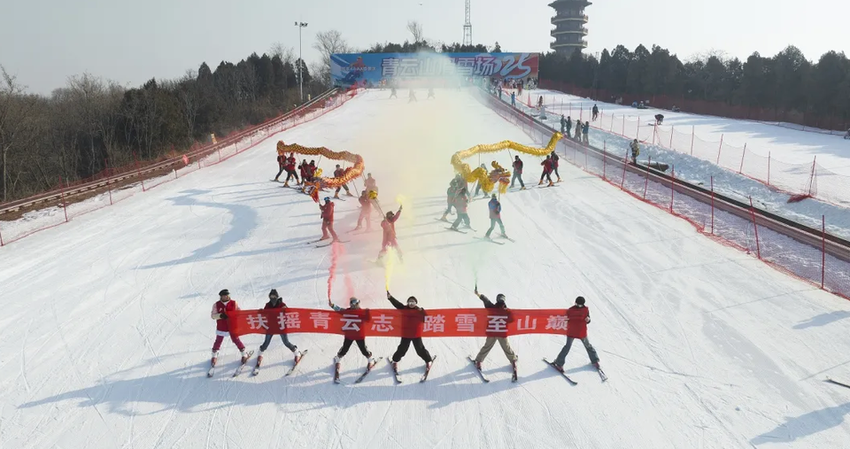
[484,194,507,239]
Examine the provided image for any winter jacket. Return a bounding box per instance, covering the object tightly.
[320,201,335,222]
[512,159,523,174]
[334,168,345,178]
[359,195,372,211]
[264,298,287,310]
[211,300,240,332]
[551,152,560,168]
[565,305,591,339]
[365,178,377,191]
[582,123,589,134]
[630,141,640,158]
[285,156,296,171]
[454,195,469,214]
[488,198,501,219]
[542,159,553,174]
[277,155,286,167]
[388,294,426,337]
[382,210,401,245]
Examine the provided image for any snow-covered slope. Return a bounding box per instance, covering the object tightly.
[2,89,850,449]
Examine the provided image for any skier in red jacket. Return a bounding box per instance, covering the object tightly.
[319,197,339,241]
[510,155,525,189]
[283,153,299,187]
[333,164,353,198]
[539,155,554,187]
[552,296,600,370]
[379,204,403,260]
[210,289,249,368]
[354,190,373,231]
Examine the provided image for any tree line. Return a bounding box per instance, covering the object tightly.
[540,45,850,129]
[0,48,327,204]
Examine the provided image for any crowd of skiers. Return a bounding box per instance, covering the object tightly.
[210,286,601,377]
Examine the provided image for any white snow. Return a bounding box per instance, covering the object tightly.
[2,89,850,448]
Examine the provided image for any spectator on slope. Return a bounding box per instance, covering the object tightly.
[592,104,599,121]
[511,92,516,107]
[386,291,434,371]
[319,197,340,242]
[630,139,641,165]
[353,190,373,232]
[582,121,590,145]
[255,289,302,372]
[379,204,404,262]
[550,296,601,372]
[209,289,250,370]
[274,152,286,182]
[565,115,572,138]
[450,188,471,231]
[560,114,568,134]
[484,194,507,240]
[511,155,525,190]
[472,287,518,377]
[539,155,554,187]
[575,118,582,141]
[550,151,562,183]
[333,164,353,198]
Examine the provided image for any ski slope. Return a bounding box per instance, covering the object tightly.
[2,89,850,449]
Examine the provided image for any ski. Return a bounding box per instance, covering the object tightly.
[476,237,505,245]
[498,235,515,243]
[389,359,402,384]
[285,349,308,376]
[420,355,437,382]
[333,361,341,384]
[231,350,255,377]
[468,356,490,383]
[435,217,450,223]
[306,238,328,245]
[316,240,349,248]
[597,366,608,382]
[826,377,850,389]
[354,357,383,384]
[511,360,518,383]
[543,358,578,385]
[446,227,468,234]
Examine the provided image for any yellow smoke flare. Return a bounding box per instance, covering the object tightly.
[450,133,562,194]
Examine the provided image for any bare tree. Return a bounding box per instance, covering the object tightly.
[270,42,296,66]
[313,30,351,86]
[407,21,424,43]
[0,66,40,202]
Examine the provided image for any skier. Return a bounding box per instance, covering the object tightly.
[484,194,507,239]
[333,164,353,198]
[450,188,471,230]
[328,297,375,364]
[550,151,561,183]
[408,89,417,103]
[427,87,435,99]
[472,287,518,370]
[379,204,403,261]
[630,139,641,164]
[274,152,286,182]
[560,115,567,134]
[551,296,600,371]
[539,155,554,187]
[283,152,299,187]
[390,86,397,99]
[592,104,599,121]
[386,291,433,368]
[655,113,664,125]
[319,197,340,242]
[537,96,544,109]
[582,121,590,144]
[353,190,373,231]
[298,159,309,185]
[210,289,249,368]
[256,289,302,370]
[364,172,378,194]
[510,155,525,189]
[510,91,516,107]
[306,160,318,183]
[439,178,460,221]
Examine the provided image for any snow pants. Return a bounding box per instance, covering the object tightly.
[553,165,561,180]
[284,170,299,184]
[451,213,470,229]
[337,338,371,359]
[357,209,371,230]
[554,337,599,367]
[212,332,246,352]
[274,166,285,180]
[259,333,297,353]
[335,184,351,196]
[379,241,402,259]
[510,171,524,188]
[485,218,505,237]
[540,171,552,184]
[322,220,339,240]
[474,337,517,363]
[443,201,455,216]
[392,337,432,363]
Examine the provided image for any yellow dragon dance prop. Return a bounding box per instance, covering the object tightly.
[277,141,365,202]
[451,132,562,194]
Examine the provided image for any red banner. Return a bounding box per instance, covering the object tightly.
[227,308,570,338]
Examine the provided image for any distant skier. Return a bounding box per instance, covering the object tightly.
[550,296,600,371]
[427,87,435,99]
[511,155,525,189]
[630,139,641,164]
[319,197,340,242]
[255,289,302,370]
[408,89,417,103]
[582,121,590,144]
[333,164,353,198]
[273,152,286,182]
[655,114,664,125]
[592,104,599,121]
[390,86,397,99]
[210,289,249,369]
[450,188,471,231]
[484,194,507,239]
[550,151,561,183]
[386,291,434,368]
[328,297,375,364]
[379,204,403,261]
[537,96,544,109]
[440,177,461,221]
[354,190,373,231]
[560,115,567,134]
[539,155,554,187]
[364,172,378,194]
[283,152,299,186]
[565,115,572,137]
[472,287,518,372]
[511,92,516,107]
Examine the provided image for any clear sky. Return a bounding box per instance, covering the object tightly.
[1,0,846,94]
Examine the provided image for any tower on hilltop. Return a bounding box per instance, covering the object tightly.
[549,0,590,57]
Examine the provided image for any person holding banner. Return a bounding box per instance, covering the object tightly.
[472,287,518,372]
[210,289,249,368]
[386,291,434,369]
[328,297,375,364]
[255,289,302,372]
[551,296,601,372]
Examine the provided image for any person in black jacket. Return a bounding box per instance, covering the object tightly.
[386,291,433,369]
[472,287,518,369]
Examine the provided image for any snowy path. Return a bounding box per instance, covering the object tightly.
[2,89,850,448]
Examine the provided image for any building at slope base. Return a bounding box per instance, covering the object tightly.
[549,0,590,57]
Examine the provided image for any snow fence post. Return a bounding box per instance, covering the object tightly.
[808,156,817,197]
[133,152,146,192]
[643,156,650,199]
[0,226,4,246]
[716,134,724,165]
[652,123,657,146]
[636,117,641,140]
[690,126,695,155]
[104,158,113,206]
[622,115,626,137]
[620,148,628,190]
[60,176,69,223]
[710,176,715,235]
[669,126,674,148]
[669,165,675,213]
[610,114,615,133]
[602,141,607,180]
[748,196,761,259]
[767,152,771,186]
[822,215,826,289]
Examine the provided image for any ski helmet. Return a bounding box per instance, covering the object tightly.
[349,297,360,307]
[386,211,394,219]
[324,197,331,203]
[407,296,418,306]
[219,289,230,297]
[575,296,586,306]
[496,293,506,304]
